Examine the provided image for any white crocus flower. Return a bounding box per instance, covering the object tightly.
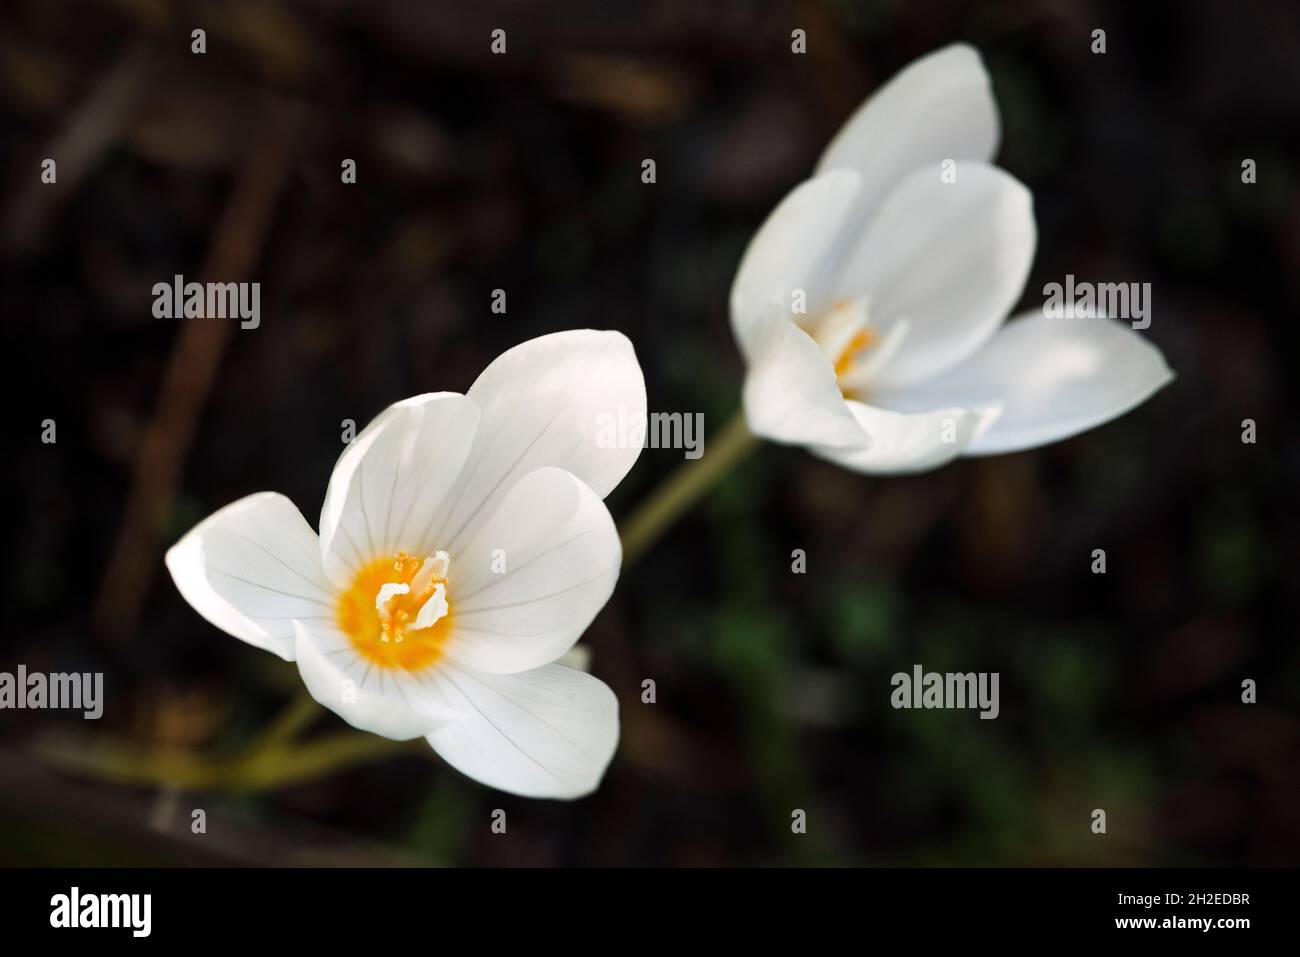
[731,44,1173,473]
[165,330,645,799]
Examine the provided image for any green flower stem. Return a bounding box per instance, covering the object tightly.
[242,686,322,754]
[619,407,760,566]
[35,725,413,795]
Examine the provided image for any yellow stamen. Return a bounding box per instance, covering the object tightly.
[833,328,877,379]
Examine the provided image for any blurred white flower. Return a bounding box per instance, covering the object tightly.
[166,330,645,799]
[731,44,1173,473]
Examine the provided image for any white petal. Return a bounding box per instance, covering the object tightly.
[729,169,863,361]
[424,331,646,554]
[425,663,619,799]
[816,43,1000,215]
[741,311,871,450]
[318,392,480,587]
[811,401,999,475]
[832,162,1036,391]
[447,467,620,674]
[165,492,335,661]
[291,621,458,740]
[873,313,1174,455]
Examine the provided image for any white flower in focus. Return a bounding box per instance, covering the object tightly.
[731,44,1173,473]
[166,331,645,799]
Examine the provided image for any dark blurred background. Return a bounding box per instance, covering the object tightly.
[3,0,1298,865]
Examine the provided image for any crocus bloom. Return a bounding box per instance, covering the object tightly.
[166,331,645,799]
[731,44,1173,473]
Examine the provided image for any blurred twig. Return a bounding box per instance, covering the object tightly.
[0,748,431,865]
[0,40,154,257]
[92,99,302,641]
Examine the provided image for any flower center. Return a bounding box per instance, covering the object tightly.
[811,297,905,399]
[336,550,453,671]
[832,327,878,379]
